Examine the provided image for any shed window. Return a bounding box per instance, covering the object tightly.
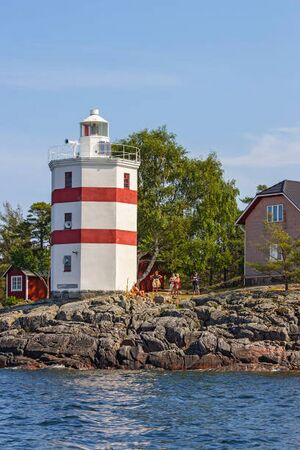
[124,173,130,189]
[11,276,22,292]
[65,172,72,188]
[267,204,283,222]
[63,255,72,272]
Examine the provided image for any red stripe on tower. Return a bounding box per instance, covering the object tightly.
[51,229,137,246]
[52,187,137,204]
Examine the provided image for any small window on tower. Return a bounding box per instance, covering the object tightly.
[64,213,72,229]
[63,255,71,272]
[65,172,72,188]
[124,173,130,189]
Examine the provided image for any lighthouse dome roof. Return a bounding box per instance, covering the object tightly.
[81,108,108,124]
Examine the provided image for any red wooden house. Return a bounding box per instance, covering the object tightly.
[2,266,48,301]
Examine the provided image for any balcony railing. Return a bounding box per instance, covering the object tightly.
[48,143,140,163]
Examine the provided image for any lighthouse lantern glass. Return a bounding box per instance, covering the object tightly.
[81,122,108,137]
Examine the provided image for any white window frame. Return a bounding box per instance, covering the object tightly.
[267,204,284,223]
[269,244,283,261]
[11,275,23,292]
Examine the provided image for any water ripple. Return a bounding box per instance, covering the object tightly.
[0,370,300,449]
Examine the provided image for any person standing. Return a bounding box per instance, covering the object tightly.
[150,271,163,293]
[174,273,181,297]
[169,273,177,295]
[191,272,200,295]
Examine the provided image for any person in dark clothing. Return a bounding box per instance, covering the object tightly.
[191,272,200,295]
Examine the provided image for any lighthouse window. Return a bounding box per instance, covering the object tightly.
[64,213,72,229]
[99,122,108,136]
[65,172,72,188]
[124,173,130,189]
[63,255,72,272]
[90,124,98,135]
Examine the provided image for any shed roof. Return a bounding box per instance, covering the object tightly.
[1,265,38,278]
[236,179,300,225]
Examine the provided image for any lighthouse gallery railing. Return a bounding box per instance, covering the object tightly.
[48,143,140,163]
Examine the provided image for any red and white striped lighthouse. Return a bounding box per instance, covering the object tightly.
[48,108,140,297]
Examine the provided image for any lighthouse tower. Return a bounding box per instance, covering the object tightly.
[48,108,140,297]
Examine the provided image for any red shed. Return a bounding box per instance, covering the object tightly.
[2,266,48,302]
[138,257,167,292]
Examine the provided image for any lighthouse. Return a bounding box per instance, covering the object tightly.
[48,108,140,297]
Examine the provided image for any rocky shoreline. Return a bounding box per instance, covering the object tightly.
[1,289,300,371]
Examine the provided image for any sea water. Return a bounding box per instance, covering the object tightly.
[0,369,299,449]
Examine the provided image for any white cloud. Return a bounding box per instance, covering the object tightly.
[0,66,180,90]
[222,126,300,167]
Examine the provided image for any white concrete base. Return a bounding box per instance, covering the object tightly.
[51,243,137,293]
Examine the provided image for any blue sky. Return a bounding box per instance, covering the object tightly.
[1,0,300,211]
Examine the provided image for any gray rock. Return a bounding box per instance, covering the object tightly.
[0,288,300,371]
[147,350,184,370]
[141,332,167,352]
[0,336,27,355]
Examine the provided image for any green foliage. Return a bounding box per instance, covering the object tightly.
[0,201,51,297]
[249,222,300,290]
[1,296,25,307]
[0,202,31,273]
[240,184,268,204]
[26,202,51,249]
[121,126,243,285]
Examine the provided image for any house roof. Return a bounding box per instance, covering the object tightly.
[236,179,300,225]
[1,265,37,278]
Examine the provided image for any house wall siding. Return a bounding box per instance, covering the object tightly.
[245,195,300,279]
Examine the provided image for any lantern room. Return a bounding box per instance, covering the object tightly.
[79,108,110,157]
[80,108,109,141]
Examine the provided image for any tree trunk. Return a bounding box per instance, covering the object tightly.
[137,242,159,284]
[46,275,50,298]
[137,251,149,266]
[284,277,289,291]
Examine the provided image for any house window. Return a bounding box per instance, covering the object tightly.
[64,213,72,229]
[267,204,283,222]
[269,244,283,261]
[124,173,130,189]
[65,172,72,188]
[63,255,71,272]
[11,276,22,292]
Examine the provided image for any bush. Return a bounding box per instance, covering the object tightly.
[1,296,26,307]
